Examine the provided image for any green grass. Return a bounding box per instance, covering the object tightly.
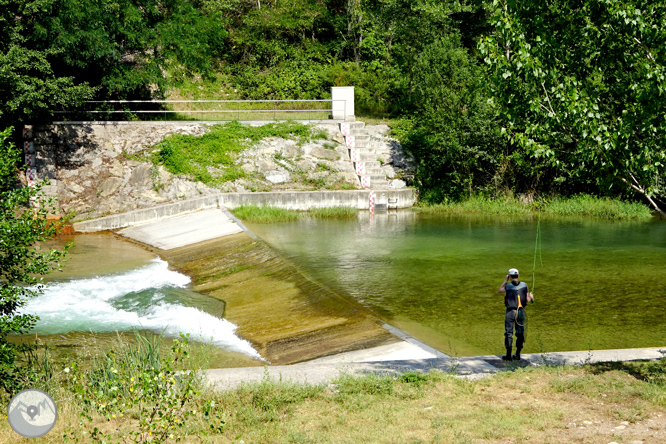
[4,333,666,444]
[415,195,533,216]
[231,205,358,223]
[152,121,326,186]
[542,194,652,220]
[416,194,653,220]
[231,206,301,223]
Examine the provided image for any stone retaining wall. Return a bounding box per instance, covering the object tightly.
[27,122,219,216]
[25,121,414,221]
[218,189,414,210]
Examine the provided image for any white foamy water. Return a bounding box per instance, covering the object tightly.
[22,259,260,358]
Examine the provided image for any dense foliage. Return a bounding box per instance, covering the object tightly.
[393,35,500,202]
[2,0,663,208]
[0,127,66,394]
[480,0,666,214]
[0,0,226,129]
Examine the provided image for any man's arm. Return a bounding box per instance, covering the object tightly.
[498,274,510,293]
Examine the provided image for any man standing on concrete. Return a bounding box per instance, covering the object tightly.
[498,268,533,361]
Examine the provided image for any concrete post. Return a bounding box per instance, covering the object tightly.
[331,87,355,121]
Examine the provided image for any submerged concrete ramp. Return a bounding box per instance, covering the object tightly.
[118,208,243,250]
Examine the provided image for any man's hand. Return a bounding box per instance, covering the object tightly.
[498,275,509,293]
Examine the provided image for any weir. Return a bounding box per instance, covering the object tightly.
[60,199,427,364]
[159,233,400,364]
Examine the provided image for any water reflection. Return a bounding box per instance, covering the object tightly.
[247,210,666,356]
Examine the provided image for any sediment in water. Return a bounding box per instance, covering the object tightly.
[160,232,398,364]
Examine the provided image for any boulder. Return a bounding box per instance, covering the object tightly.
[241,162,257,173]
[99,177,125,197]
[140,190,169,203]
[265,171,290,184]
[296,159,313,170]
[282,144,302,158]
[382,165,396,179]
[129,164,152,187]
[310,146,341,161]
[66,181,85,194]
[109,159,124,177]
[258,160,278,173]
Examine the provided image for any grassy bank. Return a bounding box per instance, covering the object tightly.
[231,205,359,223]
[147,121,327,186]
[416,194,654,220]
[3,338,665,443]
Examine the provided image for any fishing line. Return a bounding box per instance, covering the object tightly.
[531,210,542,296]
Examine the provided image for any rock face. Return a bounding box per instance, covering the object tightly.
[26,121,413,220]
[28,123,217,219]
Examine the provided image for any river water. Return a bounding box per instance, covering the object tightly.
[21,234,262,367]
[18,212,666,363]
[247,211,666,356]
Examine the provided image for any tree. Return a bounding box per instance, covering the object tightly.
[0,127,67,394]
[480,0,666,215]
[28,0,228,97]
[0,0,94,129]
[0,0,227,129]
[396,34,500,202]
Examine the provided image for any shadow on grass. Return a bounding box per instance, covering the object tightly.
[585,356,666,384]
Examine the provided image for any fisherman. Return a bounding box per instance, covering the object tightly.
[498,268,533,361]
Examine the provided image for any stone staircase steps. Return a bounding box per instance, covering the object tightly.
[340,121,396,190]
[365,175,388,182]
[357,152,383,162]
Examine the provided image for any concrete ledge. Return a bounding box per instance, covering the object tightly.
[218,189,415,210]
[72,189,416,233]
[204,346,666,391]
[72,195,219,232]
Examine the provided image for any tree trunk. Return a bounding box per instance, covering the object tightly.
[621,178,666,217]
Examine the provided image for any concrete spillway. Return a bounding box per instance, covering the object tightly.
[118,208,243,250]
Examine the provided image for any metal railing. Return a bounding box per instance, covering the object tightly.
[53,99,346,122]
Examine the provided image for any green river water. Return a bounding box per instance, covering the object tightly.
[247,211,666,356]
[23,211,666,363]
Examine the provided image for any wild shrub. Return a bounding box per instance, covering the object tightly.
[64,332,225,443]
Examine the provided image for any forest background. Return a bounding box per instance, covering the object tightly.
[1,0,664,212]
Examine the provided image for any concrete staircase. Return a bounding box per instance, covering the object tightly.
[341,122,390,190]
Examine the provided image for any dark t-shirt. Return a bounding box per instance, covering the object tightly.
[505,281,528,309]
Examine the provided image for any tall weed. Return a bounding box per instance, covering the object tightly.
[416,194,653,220]
[231,205,358,223]
[63,332,224,443]
[543,195,652,220]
